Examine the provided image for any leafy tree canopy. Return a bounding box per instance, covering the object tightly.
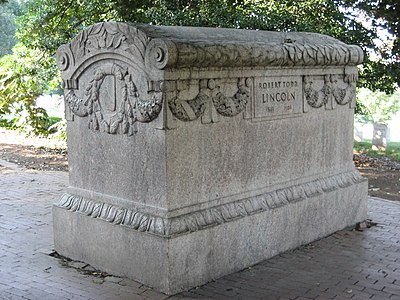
[356,88,400,124]
[345,0,400,92]
[0,0,25,57]
[16,0,398,93]
[1,0,399,135]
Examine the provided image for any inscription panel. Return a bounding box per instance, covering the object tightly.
[253,76,302,120]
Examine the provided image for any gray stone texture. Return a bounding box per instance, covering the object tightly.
[55,22,368,294]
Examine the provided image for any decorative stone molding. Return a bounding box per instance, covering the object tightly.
[57,22,152,73]
[304,73,357,109]
[332,73,357,105]
[171,39,363,68]
[57,23,363,130]
[304,75,332,108]
[58,23,363,73]
[56,170,366,238]
[168,78,250,122]
[212,78,250,117]
[65,63,163,135]
[168,79,209,122]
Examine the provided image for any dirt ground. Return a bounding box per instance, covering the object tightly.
[353,153,400,201]
[0,129,399,201]
[0,129,68,172]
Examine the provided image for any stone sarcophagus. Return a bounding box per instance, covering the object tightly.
[54,22,367,295]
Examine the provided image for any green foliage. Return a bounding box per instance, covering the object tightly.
[355,88,400,124]
[16,0,396,93]
[18,0,374,53]
[349,0,400,59]
[0,104,63,136]
[354,140,400,162]
[345,0,400,91]
[0,0,24,57]
[17,0,121,55]
[0,43,60,135]
[48,118,67,141]
[0,43,59,113]
[1,0,399,137]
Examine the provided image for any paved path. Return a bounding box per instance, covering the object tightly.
[0,161,399,300]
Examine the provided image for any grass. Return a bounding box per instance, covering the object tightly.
[354,139,400,162]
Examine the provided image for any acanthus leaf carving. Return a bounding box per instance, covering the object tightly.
[77,22,150,62]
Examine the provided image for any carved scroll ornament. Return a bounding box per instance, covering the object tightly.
[65,63,163,135]
[168,78,250,122]
[304,73,357,108]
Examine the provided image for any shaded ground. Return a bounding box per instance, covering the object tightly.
[0,143,68,172]
[353,153,400,201]
[0,129,399,201]
[0,129,67,172]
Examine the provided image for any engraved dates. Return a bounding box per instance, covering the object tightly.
[253,76,303,120]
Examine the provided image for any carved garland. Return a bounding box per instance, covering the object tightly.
[304,74,357,108]
[168,78,250,122]
[331,74,357,105]
[57,170,365,238]
[65,63,163,135]
[212,78,250,117]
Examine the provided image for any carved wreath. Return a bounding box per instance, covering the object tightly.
[65,63,163,135]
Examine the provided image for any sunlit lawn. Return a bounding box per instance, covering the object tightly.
[354,139,400,162]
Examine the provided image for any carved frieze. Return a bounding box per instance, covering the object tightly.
[56,170,366,237]
[212,78,250,117]
[304,75,332,108]
[332,73,357,105]
[304,73,357,109]
[167,78,250,122]
[57,23,363,131]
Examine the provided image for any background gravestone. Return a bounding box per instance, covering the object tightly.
[54,22,368,295]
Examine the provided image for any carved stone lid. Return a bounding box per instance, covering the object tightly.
[57,22,363,76]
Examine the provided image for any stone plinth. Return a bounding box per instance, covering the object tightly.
[54,22,367,295]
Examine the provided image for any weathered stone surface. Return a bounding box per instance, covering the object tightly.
[54,22,368,295]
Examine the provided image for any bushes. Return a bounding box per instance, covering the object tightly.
[0,42,64,138]
[0,104,65,137]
